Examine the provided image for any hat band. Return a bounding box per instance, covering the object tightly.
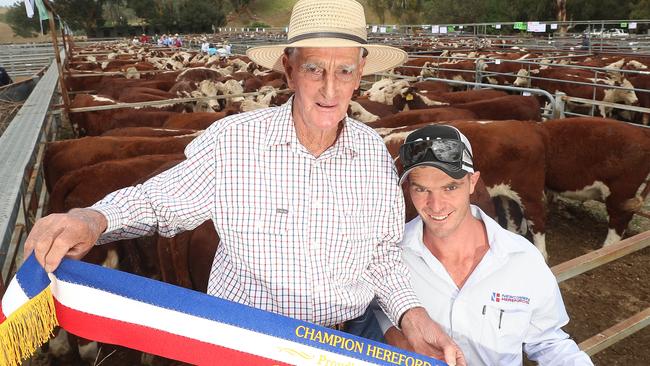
[288,32,367,44]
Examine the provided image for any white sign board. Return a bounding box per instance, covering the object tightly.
[550,23,558,30]
[431,25,440,34]
[629,22,637,29]
[439,27,447,34]
[372,25,378,33]
[379,26,387,33]
[495,24,501,29]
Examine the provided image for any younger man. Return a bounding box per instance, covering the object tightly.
[374,125,593,365]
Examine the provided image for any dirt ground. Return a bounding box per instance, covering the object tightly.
[540,198,650,366]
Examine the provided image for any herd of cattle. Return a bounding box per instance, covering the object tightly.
[37,41,650,363]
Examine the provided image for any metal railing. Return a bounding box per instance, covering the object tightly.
[0,55,61,289]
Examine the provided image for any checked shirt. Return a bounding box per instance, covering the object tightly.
[92,99,421,327]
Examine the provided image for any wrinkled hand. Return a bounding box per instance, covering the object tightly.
[23,208,107,272]
[400,307,466,366]
[384,326,413,352]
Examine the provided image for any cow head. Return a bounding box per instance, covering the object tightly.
[513,69,530,87]
[600,79,639,117]
[347,100,379,123]
[365,79,409,105]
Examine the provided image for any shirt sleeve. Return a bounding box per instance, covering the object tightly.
[91,125,221,244]
[364,152,422,327]
[524,267,594,366]
[370,299,395,334]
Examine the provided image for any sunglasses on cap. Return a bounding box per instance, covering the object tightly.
[399,138,472,171]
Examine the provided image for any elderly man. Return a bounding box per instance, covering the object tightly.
[24,0,463,364]
[373,125,593,366]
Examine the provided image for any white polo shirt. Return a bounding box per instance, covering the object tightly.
[375,205,593,366]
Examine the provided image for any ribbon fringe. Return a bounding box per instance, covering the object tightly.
[0,287,58,366]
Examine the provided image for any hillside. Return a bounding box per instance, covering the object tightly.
[0,0,400,43]
[0,7,51,44]
[225,0,400,27]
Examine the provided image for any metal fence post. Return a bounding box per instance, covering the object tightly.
[554,91,566,119]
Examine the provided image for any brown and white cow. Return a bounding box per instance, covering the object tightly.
[543,117,650,247]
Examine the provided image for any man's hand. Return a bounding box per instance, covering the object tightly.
[384,326,413,352]
[23,208,108,272]
[400,307,466,366]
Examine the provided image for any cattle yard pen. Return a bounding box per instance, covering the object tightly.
[0,27,649,363]
[372,54,650,123]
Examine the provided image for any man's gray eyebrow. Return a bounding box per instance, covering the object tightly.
[338,64,357,71]
[300,61,324,68]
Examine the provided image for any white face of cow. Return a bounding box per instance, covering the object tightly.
[348,100,379,122]
[194,80,221,111]
[365,79,409,105]
[364,78,393,98]
[513,69,530,87]
[605,79,638,106]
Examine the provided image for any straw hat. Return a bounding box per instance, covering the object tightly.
[246,0,406,76]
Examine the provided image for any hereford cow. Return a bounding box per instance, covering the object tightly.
[44,134,197,191]
[101,127,197,137]
[513,68,638,118]
[70,94,179,136]
[392,88,508,111]
[366,108,477,129]
[543,117,650,248]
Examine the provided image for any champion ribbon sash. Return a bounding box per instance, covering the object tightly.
[1,255,446,366]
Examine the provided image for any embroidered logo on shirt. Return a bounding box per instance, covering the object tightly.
[491,292,530,304]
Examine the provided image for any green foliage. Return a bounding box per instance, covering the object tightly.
[123,0,225,33]
[249,21,270,28]
[366,0,390,23]
[229,0,252,11]
[566,0,632,21]
[630,0,650,18]
[52,0,105,35]
[179,0,225,33]
[421,0,555,24]
[4,2,43,37]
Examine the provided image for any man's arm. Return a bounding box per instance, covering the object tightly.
[24,125,221,272]
[524,272,593,365]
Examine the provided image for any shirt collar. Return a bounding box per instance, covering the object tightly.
[265,96,359,158]
[401,205,527,259]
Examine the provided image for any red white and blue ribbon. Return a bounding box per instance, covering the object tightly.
[1,255,446,366]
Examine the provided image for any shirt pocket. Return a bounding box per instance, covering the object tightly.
[480,304,531,355]
[331,214,377,284]
[221,206,293,282]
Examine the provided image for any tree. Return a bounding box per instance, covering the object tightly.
[51,0,106,35]
[126,0,226,33]
[630,0,650,18]
[4,2,43,37]
[229,0,252,12]
[366,0,390,23]
[179,0,225,33]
